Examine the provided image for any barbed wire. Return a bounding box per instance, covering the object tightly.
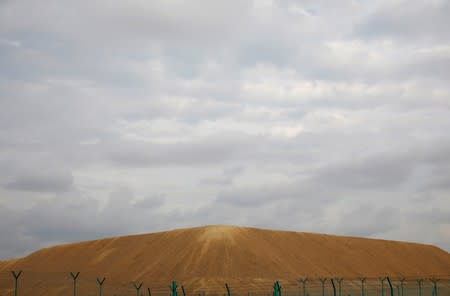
[0,271,448,296]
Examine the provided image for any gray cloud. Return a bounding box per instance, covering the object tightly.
[0,0,450,259]
[4,171,73,193]
[311,156,413,190]
[133,194,166,209]
[332,204,399,237]
[107,133,258,167]
[200,166,244,185]
[5,176,71,193]
[355,0,450,42]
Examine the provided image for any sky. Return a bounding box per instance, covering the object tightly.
[0,0,449,259]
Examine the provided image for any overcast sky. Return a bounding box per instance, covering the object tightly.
[0,0,449,259]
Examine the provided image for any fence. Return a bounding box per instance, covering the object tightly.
[0,271,449,296]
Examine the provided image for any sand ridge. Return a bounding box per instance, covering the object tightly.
[0,225,449,295]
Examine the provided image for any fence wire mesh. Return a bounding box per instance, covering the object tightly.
[0,272,448,296]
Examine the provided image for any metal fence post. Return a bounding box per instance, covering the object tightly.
[319,278,327,296]
[379,277,387,296]
[298,278,308,296]
[416,279,423,296]
[331,279,336,296]
[399,278,405,296]
[335,278,343,296]
[386,277,394,296]
[430,279,439,296]
[273,281,281,296]
[225,283,232,296]
[97,277,106,296]
[148,287,152,296]
[171,280,178,296]
[182,285,187,296]
[359,278,366,296]
[70,272,80,296]
[11,271,22,296]
[133,282,143,296]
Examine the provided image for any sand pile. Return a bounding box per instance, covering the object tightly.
[0,225,449,295]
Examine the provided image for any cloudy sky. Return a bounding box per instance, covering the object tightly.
[1,0,450,259]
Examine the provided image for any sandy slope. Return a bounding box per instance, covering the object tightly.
[0,225,449,295]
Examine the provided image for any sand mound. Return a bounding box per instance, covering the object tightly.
[0,225,449,295]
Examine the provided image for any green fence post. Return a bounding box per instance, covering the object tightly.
[319,278,327,296]
[430,279,438,296]
[225,283,232,296]
[331,279,336,296]
[182,285,186,296]
[416,279,423,296]
[148,287,152,296]
[70,272,80,296]
[11,271,22,296]
[335,278,343,296]
[273,281,281,296]
[171,280,178,296]
[97,277,106,296]
[133,282,143,296]
[399,278,405,296]
[298,278,308,296]
[386,277,394,296]
[359,278,366,296]
[379,277,387,296]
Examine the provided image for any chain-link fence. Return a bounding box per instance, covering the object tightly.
[0,271,448,296]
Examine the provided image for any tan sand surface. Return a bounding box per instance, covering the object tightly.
[0,225,449,295]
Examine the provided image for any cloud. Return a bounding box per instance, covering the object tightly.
[0,0,256,58]
[355,0,450,42]
[133,194,166,209]
[0,0,450,259]
[200,166,244,185]
[310,153,413,190]
[332,204,399,237]
[4,172,73,193]
[107,133,256,167]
